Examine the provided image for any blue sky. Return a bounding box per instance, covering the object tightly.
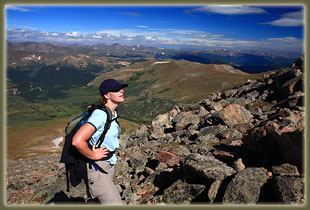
[5,5,305,53]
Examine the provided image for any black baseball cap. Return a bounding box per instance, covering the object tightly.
[99,79,128,96]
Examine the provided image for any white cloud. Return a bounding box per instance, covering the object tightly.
[5,27,303,53]
[98,30,123,37]
[259,36,303,52]
[267,37,299,42]
[190,5,267,15]
[137,25,148,28]
[8,28,26,33]
[92,35,102,39]
[65,31,79,37]
[6,5,32,12]
[263,10,304,27]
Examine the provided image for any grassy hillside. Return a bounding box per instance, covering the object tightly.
[89,59,262,102]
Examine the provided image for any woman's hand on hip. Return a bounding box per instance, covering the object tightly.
[92,145,110,160]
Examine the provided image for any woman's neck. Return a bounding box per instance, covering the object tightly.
[105,102,118,116]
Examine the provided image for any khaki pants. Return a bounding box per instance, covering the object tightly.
[87,161,122,204]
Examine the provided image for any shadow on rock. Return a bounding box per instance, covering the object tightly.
[47,191,87,204]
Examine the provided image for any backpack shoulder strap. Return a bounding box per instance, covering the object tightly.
[94,105,114,149]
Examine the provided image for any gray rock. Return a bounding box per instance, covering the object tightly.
[197,134,220,146]
[218,104,254,128]
[150,129,166,140]
[132,128,149,139]
[273,176,304,204]
[232,158,246,172]
[184,104,201,112]
[208,101,224,112]
[128,152,148,174]
[222,89,238,99]
[119,133,131,148]
[173,111,200,131]
[198,106,209,117]
[208,179,223,203]
[152,113,170,128]
[280,75,303,97]
[199,125,227,137]
[169,145,191,157]
[184,153,236,180]
[223,167,269,204]
[160,180,205,204]
[272,163,300,176]
[216,128,243,140]
[225,97,251,107]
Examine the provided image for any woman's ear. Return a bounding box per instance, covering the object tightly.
[104,93,110,100]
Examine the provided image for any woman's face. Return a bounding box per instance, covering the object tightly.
[106,89,125,104]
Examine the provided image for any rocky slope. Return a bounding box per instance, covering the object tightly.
[5,56,304,205]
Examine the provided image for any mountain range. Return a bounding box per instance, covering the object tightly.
[6,41,299,98]
[7,41,299,72]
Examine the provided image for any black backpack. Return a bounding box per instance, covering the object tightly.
[59,104,118,195]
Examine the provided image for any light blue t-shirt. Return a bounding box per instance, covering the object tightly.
[87,109,120,164]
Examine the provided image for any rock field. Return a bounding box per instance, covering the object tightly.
[6,56,305,205]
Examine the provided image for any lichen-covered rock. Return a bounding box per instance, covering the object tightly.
[152,180,206,204]
[223,168,269,204]
[183,153,236,181]
[273,176,304,204]
[272,163,300,176]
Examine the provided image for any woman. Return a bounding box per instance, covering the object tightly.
[72,79,128,204]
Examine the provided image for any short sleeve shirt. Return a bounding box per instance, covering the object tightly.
[87,109,120,164]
